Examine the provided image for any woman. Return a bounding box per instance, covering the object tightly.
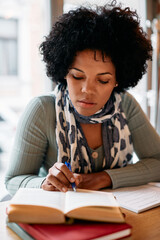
[5,2,160,195]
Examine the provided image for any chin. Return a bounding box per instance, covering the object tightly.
[77,108,97,117]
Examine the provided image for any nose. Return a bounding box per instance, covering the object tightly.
[81,79,95,94]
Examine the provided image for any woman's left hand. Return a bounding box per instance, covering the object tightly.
[74,171,112,190]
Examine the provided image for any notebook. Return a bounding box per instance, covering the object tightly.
[7,221,132,240]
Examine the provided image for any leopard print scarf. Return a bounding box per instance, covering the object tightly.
[54,84,133,173]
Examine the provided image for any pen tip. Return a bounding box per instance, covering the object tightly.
[73,187,76,192]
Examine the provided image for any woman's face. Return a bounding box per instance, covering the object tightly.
[66,49,117,116]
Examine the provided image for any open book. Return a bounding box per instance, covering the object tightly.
[7,188,125,224]
[109,182,160,213]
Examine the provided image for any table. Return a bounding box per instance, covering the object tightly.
[1,201,160,240]
[123,206,160,240]
[0,202,21,240]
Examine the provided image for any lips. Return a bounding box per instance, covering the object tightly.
[77,99,96,108]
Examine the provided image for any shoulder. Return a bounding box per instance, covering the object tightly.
[28,92,55,108]
[121,91,138,109]
[25,92,56,114]
[120,91,151,132]
[121,91,142,120]
[19,92,56,127]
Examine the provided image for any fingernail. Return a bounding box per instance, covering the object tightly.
[62,187,67,192]
[70,177,75,182]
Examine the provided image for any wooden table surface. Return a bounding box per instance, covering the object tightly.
[0,202,21,240]
[1,201,160,240]
[122,206,160,240]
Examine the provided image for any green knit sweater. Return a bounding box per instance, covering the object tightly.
[5,91,160,196]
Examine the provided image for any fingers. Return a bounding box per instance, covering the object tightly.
[73,173,83,186]
[42,163,77,192]
[47,173,68,192]
[54,163,76,183]
[41,180,57,191]
[50,165,69,186]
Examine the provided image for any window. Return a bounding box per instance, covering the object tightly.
[0,18,18,76]
[0,0,51,200]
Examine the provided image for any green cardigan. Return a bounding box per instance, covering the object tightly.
[5,91,160,196]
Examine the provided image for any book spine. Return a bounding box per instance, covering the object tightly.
[7,222,34,240]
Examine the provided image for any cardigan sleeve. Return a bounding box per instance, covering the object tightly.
[106,92,160,189]
[5,95,57,196]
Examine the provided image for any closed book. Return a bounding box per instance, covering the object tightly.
[7,188,125,224]
[7,221,132,240]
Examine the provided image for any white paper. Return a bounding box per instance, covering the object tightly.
[110,185,160,213]
[148,182,160,187]
[10,188,65,212]
[65,190,118,213]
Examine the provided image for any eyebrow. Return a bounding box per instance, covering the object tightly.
[97,72,112,76]
[70,68,113,75]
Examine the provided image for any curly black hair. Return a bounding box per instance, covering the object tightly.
[39,1,152,92]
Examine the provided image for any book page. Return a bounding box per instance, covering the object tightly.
[64,189,119,213]
[10,188,65,212]
[111,185,160,213]
[148,182,160,187]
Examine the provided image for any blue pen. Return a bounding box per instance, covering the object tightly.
[65,161,76,192]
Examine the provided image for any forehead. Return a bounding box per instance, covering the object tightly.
[74,49,110,62]
[70,49,115,72]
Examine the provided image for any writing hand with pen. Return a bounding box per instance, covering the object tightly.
[41,162,112,192]
[41,162,82,192]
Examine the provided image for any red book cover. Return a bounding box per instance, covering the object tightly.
[18,221,132,240]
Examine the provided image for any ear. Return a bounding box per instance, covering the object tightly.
[115,83,118,87]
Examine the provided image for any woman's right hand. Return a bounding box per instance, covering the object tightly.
[41,162,81,192]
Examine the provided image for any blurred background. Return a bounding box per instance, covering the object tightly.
[0,0,160,200]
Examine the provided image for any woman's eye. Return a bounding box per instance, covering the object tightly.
[72,75,84,80]
[98,80,109,84]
